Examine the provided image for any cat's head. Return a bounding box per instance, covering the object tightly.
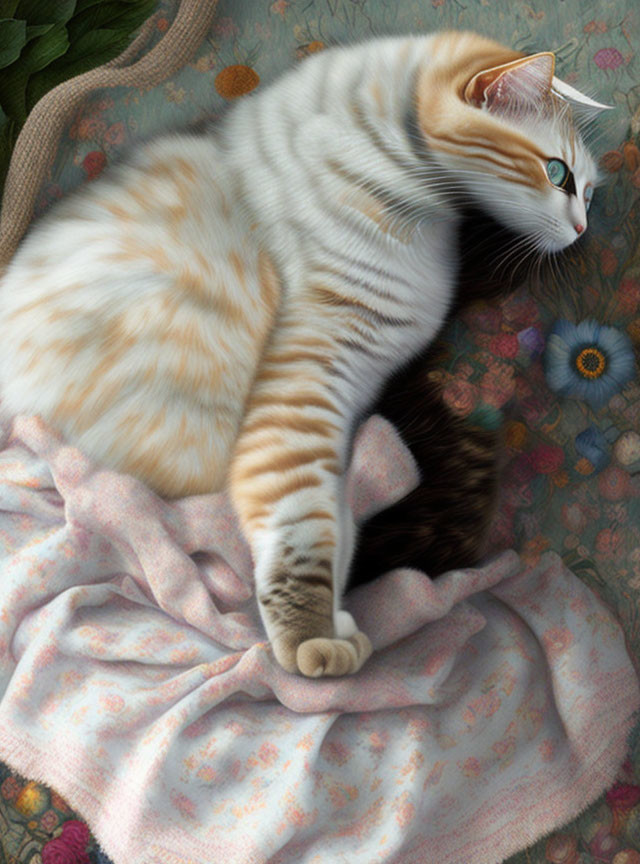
[415,34,612,254]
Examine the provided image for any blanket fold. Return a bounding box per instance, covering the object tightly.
[0,413,637,864]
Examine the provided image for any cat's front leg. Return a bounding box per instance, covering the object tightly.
[229,361,372,677]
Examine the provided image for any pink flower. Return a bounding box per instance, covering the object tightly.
[594,47,625,69]
[82,151,107,181]
[589,825,620,859]
[463,304,502,333]
[460,756,482,777]
[542,626,574,658]
[545,833,579,864]
[598,466,635,501]
[561,502,587,534]
[442,378,477,416]
[74,116,107,141]
[40,809,60,832]
[1,776,21,800]
[595,527,624,559]
[270,0,288,16]
[103,122,125,149]
[520,395,550,427]
[214,16,240,37]
[490,332,519,358]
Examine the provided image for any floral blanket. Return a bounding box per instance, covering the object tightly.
[0,413,636,864]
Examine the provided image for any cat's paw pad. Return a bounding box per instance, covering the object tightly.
[296,631,372,678]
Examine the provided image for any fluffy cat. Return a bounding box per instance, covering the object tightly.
[0,32,605,678]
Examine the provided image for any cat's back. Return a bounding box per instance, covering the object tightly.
[0,134,281,496]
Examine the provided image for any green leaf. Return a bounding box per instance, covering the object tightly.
[26,27,130,110]
[25,22,55,41]
[13,0,76,25]
[0,17,26,68]
[68,0,155,42]
[0,21,69,123]
[0,2,20,17]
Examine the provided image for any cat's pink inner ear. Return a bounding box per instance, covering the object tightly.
[464,53,556,112]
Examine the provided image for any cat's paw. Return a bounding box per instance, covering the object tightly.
[296,631,372,678]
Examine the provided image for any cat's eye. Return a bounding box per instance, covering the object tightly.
[584,183,594,212]
[546,158,571,189]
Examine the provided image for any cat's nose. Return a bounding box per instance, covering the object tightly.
[575,223,585,235]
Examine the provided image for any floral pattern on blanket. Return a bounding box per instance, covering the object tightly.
[1,0,640,862]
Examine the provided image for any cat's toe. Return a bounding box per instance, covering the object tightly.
[296,631,372,678]
[271,637,300,674]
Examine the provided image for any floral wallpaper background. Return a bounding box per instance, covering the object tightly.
[1,0,640,861]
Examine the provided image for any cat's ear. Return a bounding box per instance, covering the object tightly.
[463,53,555,112]
[550,76,614,111]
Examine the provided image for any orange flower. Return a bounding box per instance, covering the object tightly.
[575,457,595,475]
[623,142,640,172]
[542,626,574,659]
[215,65,260,99]
[505,420,527,449]
[553,470,569,488]
[602,150,624,171]
[14,781,49,817]
[627,317,640,342]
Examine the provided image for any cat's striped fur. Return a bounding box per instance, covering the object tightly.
[0,32,602,677]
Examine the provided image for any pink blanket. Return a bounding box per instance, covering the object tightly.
[0,413,636,864]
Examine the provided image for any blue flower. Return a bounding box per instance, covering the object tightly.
[544,319,636,410]
[574,425,610,473]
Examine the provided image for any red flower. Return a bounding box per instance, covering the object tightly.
[41,837,87,864]
[618,278,640,315]
[490,333,519,358]
[82,151,107,180]
[606,783,640,811]
[530,444,565,475]
[60,819,90,857]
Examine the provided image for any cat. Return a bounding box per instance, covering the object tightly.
[0,32,606,678]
